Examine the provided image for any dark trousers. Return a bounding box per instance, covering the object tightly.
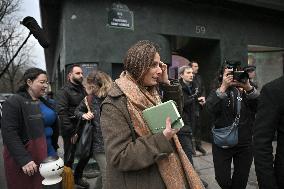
[63,136,91,180]
[177,133,194,165]
[192,116,202,147]
[212,143,253,189]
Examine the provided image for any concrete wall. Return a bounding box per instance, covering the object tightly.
[51,0,284,141]
[58,0,284,72]
[249,51,284,90]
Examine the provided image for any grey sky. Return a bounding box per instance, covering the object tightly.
[19,0,46,70]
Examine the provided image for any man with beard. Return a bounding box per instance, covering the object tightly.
[57,64,89,188]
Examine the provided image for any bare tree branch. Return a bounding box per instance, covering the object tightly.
[0,0,20,23]
[0,0,34,92]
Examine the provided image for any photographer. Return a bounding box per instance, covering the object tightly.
[206,64,259,189]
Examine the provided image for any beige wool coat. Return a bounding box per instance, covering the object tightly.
[100,84,175,189]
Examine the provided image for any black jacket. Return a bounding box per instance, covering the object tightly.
[206,86,258,145]
[74,95,105,153]
[56,81,87,137]
[253,76,284,189]
[179,79,199,133]
[193,74,206,97]
[1,91,59,167]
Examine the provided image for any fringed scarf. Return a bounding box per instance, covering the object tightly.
[115,71,204,189]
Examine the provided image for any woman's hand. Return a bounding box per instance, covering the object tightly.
[82,112,94,120]
[158,61,170,85]
[163,117,180,140]
[22,161,37,176]
[220,68,234,92]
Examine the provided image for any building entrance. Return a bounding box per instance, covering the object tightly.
[168,36,221,141]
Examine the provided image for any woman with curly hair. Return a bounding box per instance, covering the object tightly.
[100,40,204,189]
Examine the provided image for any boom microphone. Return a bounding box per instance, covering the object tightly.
[21,16,50,48]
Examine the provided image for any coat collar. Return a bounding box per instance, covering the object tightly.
[67,80,84,89]
[108,83,124,98]
[179,78,194,89]
[17,90,33,100]
[17,90,55,110]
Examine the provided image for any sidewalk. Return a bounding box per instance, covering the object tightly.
[193,141,258,189]
[81,140,259,189]
[0,134,260,189]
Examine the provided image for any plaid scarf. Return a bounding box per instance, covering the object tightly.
[115,71,204,189]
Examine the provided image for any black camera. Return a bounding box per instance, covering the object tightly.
[224,60,249,83]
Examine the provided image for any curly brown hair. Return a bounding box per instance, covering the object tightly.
[123,40,160,83]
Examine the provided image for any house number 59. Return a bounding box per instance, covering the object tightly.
[195,25,206,34]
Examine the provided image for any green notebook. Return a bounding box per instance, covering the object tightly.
[142,100,184,134]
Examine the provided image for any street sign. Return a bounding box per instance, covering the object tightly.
[81,63,98,77]
[107,3,134,30]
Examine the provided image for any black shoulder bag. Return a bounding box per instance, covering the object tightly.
[211,89,242,149]
[75,97,93,159]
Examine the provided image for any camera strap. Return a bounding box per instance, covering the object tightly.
[234,89,242,125]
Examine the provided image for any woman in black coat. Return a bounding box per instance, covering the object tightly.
[1,68,59,189]
[74,70,113,189]
[206,66,258,189]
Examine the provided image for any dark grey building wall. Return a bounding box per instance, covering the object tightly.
[59,0,284,71]
[50,0,284,141]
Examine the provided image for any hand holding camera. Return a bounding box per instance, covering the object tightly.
[224,60,249,84]
[220,68,234,92]
[233,79,253,92]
